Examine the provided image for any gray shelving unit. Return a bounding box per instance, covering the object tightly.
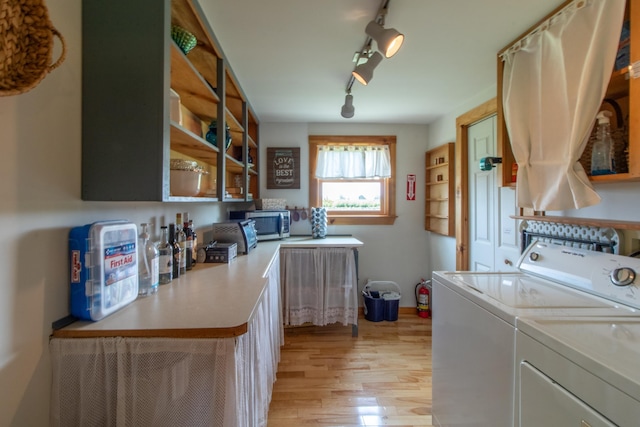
[81,0,259,202]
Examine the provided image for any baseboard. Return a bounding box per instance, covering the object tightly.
[358,306,417,316]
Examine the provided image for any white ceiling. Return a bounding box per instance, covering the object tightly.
[199,0,562,124]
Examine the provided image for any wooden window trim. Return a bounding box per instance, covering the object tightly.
[309,135,397,226]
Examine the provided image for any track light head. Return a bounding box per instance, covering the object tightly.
[352,51,383,86]
[365,20,404,58]
[341,94,355,118]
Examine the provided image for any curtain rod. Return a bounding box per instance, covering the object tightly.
[498,0,581,60]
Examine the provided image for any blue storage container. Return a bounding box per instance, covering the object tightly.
[363,291,385,322]
[383,292,401,321]
[363,281,401,322]
[69,220,139,321]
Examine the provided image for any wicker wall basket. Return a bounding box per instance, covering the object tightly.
[0,0,66,96]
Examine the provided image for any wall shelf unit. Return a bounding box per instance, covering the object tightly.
[425,143,455,236]
[81,0,259,202]
[497,0,640,188]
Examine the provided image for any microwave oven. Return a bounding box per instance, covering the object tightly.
[229,210,290,241]
[211,219,257,254]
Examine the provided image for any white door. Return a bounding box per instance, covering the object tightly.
[468,115,520,272]
[468,116,496,271]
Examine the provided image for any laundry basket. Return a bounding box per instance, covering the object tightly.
[362,280,401,322]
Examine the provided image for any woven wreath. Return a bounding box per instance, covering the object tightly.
[0,0,66,96]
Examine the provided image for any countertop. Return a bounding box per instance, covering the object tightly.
[52,236,363,339]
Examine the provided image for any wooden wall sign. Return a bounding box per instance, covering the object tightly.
[267,147,300,189]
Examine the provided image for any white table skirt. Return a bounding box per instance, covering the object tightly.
[49,256,283,427]
[281,247,358,327]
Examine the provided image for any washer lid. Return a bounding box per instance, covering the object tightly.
[446,273,621,309]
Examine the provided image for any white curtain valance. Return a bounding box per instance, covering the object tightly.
[501,0,626,211]
[315,145,391,178]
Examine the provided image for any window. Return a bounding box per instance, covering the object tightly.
[309,135,397,225]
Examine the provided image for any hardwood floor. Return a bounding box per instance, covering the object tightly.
[267,313,433,427]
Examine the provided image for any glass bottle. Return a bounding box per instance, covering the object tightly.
[188,218,198,266]
[138,223,159,296]
[175,213,187,274]
[591,110,614,176]
[183,212,193,270]
[157,225,172,284]
[169,223,181,280]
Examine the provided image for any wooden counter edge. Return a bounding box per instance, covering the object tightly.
[51,323,248,339]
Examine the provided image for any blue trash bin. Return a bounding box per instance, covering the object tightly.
[382,291,401,321]
[363,291,385,322]
[363,281,401,322]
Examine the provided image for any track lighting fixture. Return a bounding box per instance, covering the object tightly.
[341,93,355,118]
[365,21,404,58]
[352,51,383,86]
[339,0,404,119]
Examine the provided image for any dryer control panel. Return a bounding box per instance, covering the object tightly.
[518,242,640,311]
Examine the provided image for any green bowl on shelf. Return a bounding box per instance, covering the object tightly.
[171,25,197,55]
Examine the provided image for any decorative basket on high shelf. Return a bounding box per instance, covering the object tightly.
[171,25,197,55]
[0,0,67,96]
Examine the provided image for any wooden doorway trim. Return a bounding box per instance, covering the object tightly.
[455,97,497,271]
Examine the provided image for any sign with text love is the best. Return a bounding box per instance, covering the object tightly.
[267,147,300,189]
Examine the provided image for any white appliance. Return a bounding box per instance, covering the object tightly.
[432,242,640,427]
[229,210,291,241]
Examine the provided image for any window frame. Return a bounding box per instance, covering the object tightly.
[309,135,397,226]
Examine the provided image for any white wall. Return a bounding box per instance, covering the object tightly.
[553,181,640,254]
[426,86,499,272]
[3,1,639,425]
[259,122,431,307]
[0,2,234,425]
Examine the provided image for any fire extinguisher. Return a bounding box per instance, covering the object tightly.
[415,279,431,318]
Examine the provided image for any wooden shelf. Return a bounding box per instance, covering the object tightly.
[170,122,219,164]
[426,162,450,171]
[512,215,640,231]
[170,43,219,121]
[426,214,449,220]
[425,142,455,236]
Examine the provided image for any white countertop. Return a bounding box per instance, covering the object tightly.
[52,236,362,339]
[280,235,363,248]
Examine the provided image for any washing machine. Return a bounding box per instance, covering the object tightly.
[432,242,640,427]
[516,315,640,426]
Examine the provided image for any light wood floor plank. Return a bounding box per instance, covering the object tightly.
[268,315,433,426]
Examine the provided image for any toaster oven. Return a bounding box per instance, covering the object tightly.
[211,219,257,254]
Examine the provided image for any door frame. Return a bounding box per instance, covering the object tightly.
[455,98,497,270]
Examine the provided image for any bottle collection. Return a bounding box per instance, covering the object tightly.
[137,212,198,297]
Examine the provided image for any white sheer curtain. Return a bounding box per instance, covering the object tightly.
[501,0,626,210]
[281,247,358,326]
[50,264,283,427]
[50,337,237,426]
[315,145,391,178]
